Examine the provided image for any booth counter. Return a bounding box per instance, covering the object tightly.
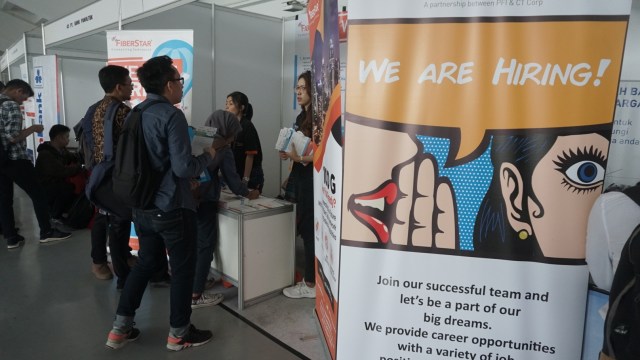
[214,190,296,310]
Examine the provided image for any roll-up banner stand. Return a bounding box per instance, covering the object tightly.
[605,80,640,187]
[31,55,60,145]
[308,0,343,358]
[336,1,631,360]
[106,30,194,121]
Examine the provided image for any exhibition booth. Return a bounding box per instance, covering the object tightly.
[33,1,324,357]
[5,0,640,359]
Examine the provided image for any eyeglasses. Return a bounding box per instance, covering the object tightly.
[295,85,307,91]
[169,77,184,85]
[121,82,133,87]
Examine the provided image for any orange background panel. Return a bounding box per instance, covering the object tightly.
[346,20,627,159]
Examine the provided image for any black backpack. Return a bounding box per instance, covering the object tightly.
[111,100,163,209]
[602,185,640,359]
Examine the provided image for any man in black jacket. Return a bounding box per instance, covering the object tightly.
[35,124,82,223]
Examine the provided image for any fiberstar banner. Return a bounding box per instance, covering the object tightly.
[338,1,631,360]
[106,30,194,121]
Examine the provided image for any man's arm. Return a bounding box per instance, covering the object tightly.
[10,125,43,143]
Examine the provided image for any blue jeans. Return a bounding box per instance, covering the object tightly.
[194,201,218,294]
[116,207,196,331]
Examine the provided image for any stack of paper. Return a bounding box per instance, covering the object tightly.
[275,127,312,156]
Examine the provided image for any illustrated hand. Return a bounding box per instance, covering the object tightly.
[410,155,456,249]
[347,154,457,249]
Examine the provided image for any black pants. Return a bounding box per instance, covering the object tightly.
[90,211,133,288]
[42,182,75,219]
[0,159,53,239]
[296,173,315,284]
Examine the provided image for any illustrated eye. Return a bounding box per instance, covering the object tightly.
[563,160,605,187]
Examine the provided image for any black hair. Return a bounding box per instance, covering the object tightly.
[137,55,176,95]
[49,124,70,140]
[227,91,252,120]
[473,129,610,261]
[98,65,130,93]
[297,71,313,137]
[0,81,5,91]
[4,79,34,97]
[473,134,555,260]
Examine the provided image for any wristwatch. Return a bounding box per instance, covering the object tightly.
[242,176,250,182]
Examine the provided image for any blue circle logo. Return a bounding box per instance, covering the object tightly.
[153,39,194,95]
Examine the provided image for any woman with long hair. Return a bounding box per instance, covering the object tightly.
[280,71,316,298]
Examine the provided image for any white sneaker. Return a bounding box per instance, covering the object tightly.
[283,281,316,299]
[191,293,224,309]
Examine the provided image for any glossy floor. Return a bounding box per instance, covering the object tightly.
[0,187,327,359]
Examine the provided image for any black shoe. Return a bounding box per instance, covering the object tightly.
[40,229,72,243]
[7,234,25,249]
[166,324,212,351]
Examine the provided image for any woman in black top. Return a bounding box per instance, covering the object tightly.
[225,91,264,192]
[280,71,316,299]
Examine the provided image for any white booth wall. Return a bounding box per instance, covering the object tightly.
[59,58,106,129]
[622,1,640,80]
[214,6,284,198]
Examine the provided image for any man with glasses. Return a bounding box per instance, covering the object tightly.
[0,79,72,249]
[83,65,139,288]
[105,55,217,351]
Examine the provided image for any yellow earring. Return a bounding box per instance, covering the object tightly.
[518,230,529,240]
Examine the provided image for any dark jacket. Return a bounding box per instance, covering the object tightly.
[35,142,81,184]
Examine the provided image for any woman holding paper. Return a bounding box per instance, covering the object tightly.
[280,71,316,299]
[225,91,264,192]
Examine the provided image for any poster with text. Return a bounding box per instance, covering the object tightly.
[31,55,59,144]
[337,1,631,359]
[106,30,194,122]
[308,0,342,358]
[604,80,640,187]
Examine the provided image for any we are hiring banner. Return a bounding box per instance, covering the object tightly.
[31,55,59,144]
[106,30,194,121]
[338,1,631,360]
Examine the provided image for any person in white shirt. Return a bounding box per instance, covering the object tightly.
[586,183,640,292]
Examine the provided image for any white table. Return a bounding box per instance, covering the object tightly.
[212,191,296,310]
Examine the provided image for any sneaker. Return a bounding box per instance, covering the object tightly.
[105,327,141,349]
[283,281,316,299]
[7,235,25,250]
[50,218,73,232]
[92,263,113,280]
[39,229,72,243]
[191,293,224,309]
[166,324,212,351]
